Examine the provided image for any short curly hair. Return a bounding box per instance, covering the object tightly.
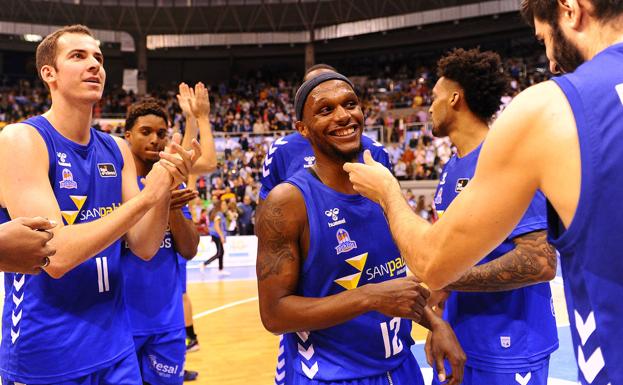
[125,98,169,132]
[436,48,509,122]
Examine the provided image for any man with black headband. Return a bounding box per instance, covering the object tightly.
[259,65,390,204]
[256,73,465,384]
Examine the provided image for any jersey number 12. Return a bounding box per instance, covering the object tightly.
[380,317,403,358]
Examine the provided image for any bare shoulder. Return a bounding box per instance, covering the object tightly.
[111,134,131,155]
[0,122,46,147]
[257,182,306,238]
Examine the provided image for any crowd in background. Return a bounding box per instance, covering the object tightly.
[0,50,551,227]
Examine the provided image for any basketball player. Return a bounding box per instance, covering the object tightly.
[425,48,558,385]
[0,217,56,274]
[259,64,393,385]
[0,25,199,384]
[123,99,200,385]
[344,1,623,383]
[259,64,391,203]
[257,72,465,385]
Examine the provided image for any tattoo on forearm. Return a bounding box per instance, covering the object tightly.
[256,200,296,281]
[446,231,556,292]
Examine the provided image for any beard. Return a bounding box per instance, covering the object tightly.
[551,22,586,73]
[314,137,362,163]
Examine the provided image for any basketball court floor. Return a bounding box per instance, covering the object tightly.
[0,261,579,384]
[184,262,579,385]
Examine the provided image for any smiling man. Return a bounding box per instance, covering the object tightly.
[0,25,199,384]
[343,1,623,384]
[256,72,465,385]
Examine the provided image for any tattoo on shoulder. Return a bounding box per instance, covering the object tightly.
[256,199,297,281]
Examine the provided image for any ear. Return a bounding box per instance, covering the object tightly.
[558,0,583,30]
[295,120,309,138]
[449,91,461,109]
[40,65,56,88]
[124,130,131,141]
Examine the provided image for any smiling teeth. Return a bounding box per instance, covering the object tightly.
[334,128,355,137]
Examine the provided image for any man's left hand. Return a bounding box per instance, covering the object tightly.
[425,317,466,385]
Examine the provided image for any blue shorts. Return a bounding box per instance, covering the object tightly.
[1,352,141,385]
[133,328,186,385]
[290,354,424,385]
[431,357,550,385]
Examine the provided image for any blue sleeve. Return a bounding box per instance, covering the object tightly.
[260,142,283,197]
[508,190,548,240]
[362,138,392,171]
[181,205,192,220]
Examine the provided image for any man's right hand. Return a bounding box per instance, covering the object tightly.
[366,276,430,322]
[0,217,56,274]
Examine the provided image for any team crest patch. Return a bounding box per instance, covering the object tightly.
[455,178,470,193]
[98,163,117,178]
[500,336,511,348]
[335,228,357,254]
[59,168,78,189]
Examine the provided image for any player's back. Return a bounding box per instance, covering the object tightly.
[281,169,422,383]
[549,42,623,384]
[260,132,390,199]
[0,116,133,383]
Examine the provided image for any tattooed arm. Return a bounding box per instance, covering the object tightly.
[444,230,556,292]
[256,183,429,335]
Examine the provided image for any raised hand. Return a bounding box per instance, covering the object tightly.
[365,276,430,322]
[0,217,57,274]
[159,132,202,187]
[176,82,193,117]
[189,82,210,119]
[170,188,198,211]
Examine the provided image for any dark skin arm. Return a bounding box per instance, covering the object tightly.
[423,307,466,385]
[445,230,556,292]
[169,188,200,260]
[256,183,429,335]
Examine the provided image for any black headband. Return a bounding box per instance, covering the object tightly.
[294,72,354,121]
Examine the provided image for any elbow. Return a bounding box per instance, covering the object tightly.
[45,265,68,279]
[260,315,285,335]
[180,245,199,260]
[131,244,159,261]
[540,261,557,282]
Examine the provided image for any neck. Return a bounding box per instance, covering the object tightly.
[132,152,153,178]
[43,95,94,145]
[447,113,489,157]
[583,19,623,59]
[313,153,358,195]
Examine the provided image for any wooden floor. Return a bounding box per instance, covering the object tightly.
[184,279,431,385]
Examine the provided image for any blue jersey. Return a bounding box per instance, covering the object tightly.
[434,143,558,371]
[260,132,390,199]
[283,169,418,381]
[0,115,133,383]
[549,42,623,385]
[123,179,190,336]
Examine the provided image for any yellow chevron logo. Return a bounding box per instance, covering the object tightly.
[334,272,362,290]
[70,195,87,211]
[61,210,79,225]
[61,195,88,225]
[345,253,368,271]
[334,252,369,290]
